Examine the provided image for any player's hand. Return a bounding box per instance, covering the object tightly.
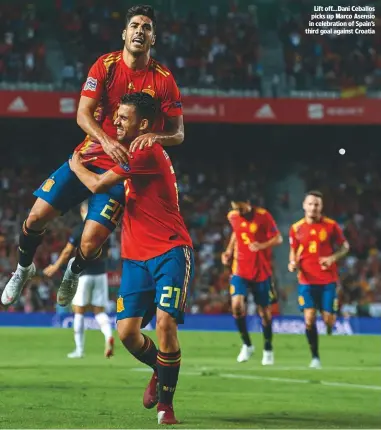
[288,261,297,272]
[248,242,265,252]
[43,265,58,278]
[102,136,130,164]
[69,151,85,172]
[221,251,232,265]
[319,255,336,270]
[130,133,160,152]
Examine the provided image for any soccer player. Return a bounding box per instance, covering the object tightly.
[43,202,114,359]
[1,4,184,308]
[288,191,349,369]
[221,193,282,365]
[69,92,194,425]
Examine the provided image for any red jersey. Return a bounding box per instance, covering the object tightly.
[228,208,279,282]
[289,217,346,284]
[112,143,192,261]
[76,51,182,169]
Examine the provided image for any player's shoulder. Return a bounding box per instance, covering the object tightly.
[255,207,267,215]
[150,58,175,79]
[322,216,339,227]
[134,143,164,161]
[96,51,122,68]
[227,210,239,221]
[291,218,306,232]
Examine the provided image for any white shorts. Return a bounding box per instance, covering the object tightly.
[72,273,109,307]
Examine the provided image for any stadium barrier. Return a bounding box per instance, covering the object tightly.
[1,91,381,124]
[0,313,380,335]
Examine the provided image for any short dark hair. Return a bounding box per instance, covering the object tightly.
[231,190,250,204]
[120,92,157,125]
[305,190,323,200]
[125,5,156,32]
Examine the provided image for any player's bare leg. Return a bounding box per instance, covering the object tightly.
[156,309,181,425]
[232,295,254,362]
[322,311,336,336]
[67,305,86,358]
[258,306,274,365]
[1,199,60,306]
[304,308,321,368]
[117,317,159,409]
[58,221,109,306]
[93,306,114,358]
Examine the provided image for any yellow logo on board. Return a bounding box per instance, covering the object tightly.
[42,179,55,192]
[117,297,125,313]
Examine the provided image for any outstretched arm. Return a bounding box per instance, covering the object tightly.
[69,152,124,193]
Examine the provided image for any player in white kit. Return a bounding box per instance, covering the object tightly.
[43,202,114,358]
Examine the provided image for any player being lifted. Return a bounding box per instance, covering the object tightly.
[2,4,184,307]
[70,93,194,425]
[288,191,349,369]
[43,202,114,359]
[222,193,282,365]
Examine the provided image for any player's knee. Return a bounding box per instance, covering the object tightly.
[27,205,53,230]
[117,324,140,350]
[156,312,177,342]
[232,305,244,318]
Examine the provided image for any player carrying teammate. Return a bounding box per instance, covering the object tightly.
[1,5,184,308]
[43,202,114,359]
[288,191,349,369]
[70,92,194,425]
[221,193,282,365]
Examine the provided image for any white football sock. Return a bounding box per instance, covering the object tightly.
[73,313,85,354]
[95,312,113,340]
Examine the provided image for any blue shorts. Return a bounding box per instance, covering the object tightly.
[230,275,274,307]
[34,161,124,231]
[298,283,338,314]
[117,246,194,325]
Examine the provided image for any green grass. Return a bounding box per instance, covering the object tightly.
[0,328,380,429]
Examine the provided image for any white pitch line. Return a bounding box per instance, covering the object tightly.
[131,368,381,391]
[186,365,380,372]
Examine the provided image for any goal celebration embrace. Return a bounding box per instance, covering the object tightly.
[1,0,379,429]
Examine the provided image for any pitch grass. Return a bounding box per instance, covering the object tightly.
[0,328,380,429]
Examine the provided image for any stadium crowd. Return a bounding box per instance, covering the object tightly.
[1,1,380,92]
[1,154,381,316]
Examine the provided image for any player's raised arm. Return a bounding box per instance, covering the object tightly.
[130,74,184,151]
[69,152,124,193]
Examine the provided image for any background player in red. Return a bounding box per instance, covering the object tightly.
[1,5,184,308]
[221,193,282,365]
[289,191,350,369]
[69,93,194,426]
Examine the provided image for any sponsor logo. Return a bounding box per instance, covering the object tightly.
[326,107,364,116]
[254,104,275,119]
[83,76,98,91]
[308,103,324,119]
[183,104,217,116]
[59,98,76,114]
[7,97,28,112]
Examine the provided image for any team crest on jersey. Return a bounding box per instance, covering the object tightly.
[42,179,55,192]
[319,228,327,242]
[83,77,97,91]
[142,88,155,97]
[128,82,135,90]
[117,297,125,313]
[249,222,257,233]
